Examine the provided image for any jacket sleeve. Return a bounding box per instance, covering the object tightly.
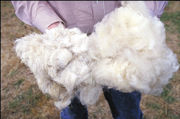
[145,1,168,18]
[11,1,64,32]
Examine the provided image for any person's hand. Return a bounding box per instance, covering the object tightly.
[47,21,64,30]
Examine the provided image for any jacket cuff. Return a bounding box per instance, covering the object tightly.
[32,5,65,33]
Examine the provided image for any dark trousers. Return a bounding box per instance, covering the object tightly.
[60,88,143,119]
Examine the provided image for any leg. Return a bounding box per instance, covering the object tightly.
[60,97,88,119]
[103,88,143,119]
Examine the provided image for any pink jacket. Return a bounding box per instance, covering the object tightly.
[11,1,168,33]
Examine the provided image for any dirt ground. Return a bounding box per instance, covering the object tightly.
[1,1,180,119]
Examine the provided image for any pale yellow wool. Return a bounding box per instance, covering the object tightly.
[14,1,179,110]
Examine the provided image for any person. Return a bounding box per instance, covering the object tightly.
[11,1,168,119]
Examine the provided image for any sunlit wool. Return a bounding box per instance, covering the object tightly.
[14,1,179,110]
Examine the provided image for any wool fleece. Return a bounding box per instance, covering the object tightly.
[14,1,179,110]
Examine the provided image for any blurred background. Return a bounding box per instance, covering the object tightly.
[1,1,180,119]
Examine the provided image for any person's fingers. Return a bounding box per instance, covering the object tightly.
[48,21,63,29]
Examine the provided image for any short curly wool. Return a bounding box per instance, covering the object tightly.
[14,1,179,110]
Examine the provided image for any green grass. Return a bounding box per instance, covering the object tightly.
[178,42,180,47]
[146,102,161,110]
[7,69,18,78]
[161,83,176,103]
[161,12,180,34]
[8,86,44,114]
[13,79,25,88]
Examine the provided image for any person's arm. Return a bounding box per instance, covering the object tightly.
[11,1,65,32]
[145,1,168,18]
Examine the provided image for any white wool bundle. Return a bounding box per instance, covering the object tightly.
[15,24,98,109]
[14,1,179,110]
[89,1,179,95]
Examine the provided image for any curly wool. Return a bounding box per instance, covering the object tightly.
[89,1,179,95]
[14,1,179,110]
[15,26,96,109]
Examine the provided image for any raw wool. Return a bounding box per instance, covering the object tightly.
[89,1,179,95]
[14,1,179,110]
[14,25,93,109]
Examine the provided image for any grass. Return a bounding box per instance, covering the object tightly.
[7,69,18,78]
[161,84,176,104]
[161,12,180,33]
[178,42,180,47]
[13,78,25,87]
[146,102,161,110]
[8,85,44,114]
